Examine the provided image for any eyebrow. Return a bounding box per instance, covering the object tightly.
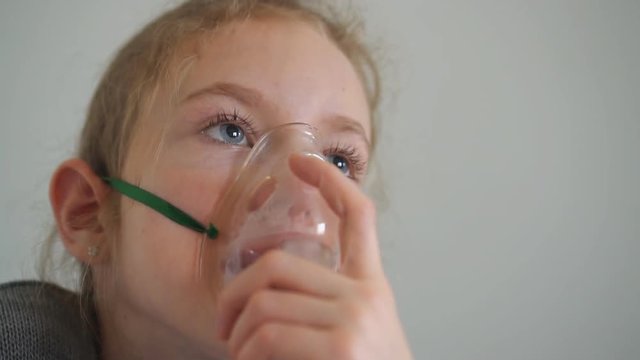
[181,81,263,106]
[323,115,371,151]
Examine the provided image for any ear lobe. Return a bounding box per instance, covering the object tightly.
[49,158,111,264]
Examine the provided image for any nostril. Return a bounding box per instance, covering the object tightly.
[287,202,305,218]
[288,204,319,229]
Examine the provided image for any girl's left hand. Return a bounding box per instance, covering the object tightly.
[215,153,413,360]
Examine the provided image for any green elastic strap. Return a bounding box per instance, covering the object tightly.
[102,177,218,240]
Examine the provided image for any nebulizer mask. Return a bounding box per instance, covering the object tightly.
[210,123,340,282]
[104,123,341,283]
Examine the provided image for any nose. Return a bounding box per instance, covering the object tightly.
[246,172,323,228]
[286,179,321,227]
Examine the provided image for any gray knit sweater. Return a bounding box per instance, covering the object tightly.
[0,281,99,359]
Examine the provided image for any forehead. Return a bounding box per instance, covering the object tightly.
[174,17,371,138]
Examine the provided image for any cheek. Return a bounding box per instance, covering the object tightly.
[108,164,234,325]
[118,165,231,273]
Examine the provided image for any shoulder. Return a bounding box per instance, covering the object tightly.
[0,280,99,360]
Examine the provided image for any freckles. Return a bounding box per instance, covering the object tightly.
[178,176,229,222]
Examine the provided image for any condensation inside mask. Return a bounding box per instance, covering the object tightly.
[203,123,341,283]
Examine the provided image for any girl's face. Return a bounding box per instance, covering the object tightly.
[99,17,371,355]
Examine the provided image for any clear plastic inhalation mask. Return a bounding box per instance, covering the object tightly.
[206,123,341,282]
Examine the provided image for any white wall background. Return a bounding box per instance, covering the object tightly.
[1,1,639,359]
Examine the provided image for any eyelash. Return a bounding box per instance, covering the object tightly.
[201,109,257,146]
[201,109,367,180]
[324,142,367,180]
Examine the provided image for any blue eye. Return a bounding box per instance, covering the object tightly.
[325,144,366,181]
[203,122,248,146]
[327,154,351,177]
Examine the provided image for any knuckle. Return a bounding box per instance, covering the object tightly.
[258,250,286,274]
[254,323,280,349]
[341,284,388,328]
[358,282,380,303]
[236,333,259,360]
[342,298,367,324]
[330,329,359,360]
[358,282,391,312]
[246,290,272,319]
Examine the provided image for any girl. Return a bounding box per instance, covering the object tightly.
[0,0,413,359]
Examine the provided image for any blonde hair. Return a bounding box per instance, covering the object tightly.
[40,0,382,322]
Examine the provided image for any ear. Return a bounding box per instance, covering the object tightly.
[49,158,111,264]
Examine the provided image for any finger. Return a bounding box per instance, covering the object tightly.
[236,323,336,360]
[228,289,339,357]
[216,250,351,340]
[289,153,383,279]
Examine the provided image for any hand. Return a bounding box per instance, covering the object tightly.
[215,153,413,360]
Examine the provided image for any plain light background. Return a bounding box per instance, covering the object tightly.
[1,1,639,359]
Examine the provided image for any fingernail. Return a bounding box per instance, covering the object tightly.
[300,151,325,161]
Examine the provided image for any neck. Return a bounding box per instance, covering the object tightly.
[96,293,228,360]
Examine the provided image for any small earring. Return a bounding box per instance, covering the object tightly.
[88,246,99,257]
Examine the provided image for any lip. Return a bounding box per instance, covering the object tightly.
[223,231,322,271]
